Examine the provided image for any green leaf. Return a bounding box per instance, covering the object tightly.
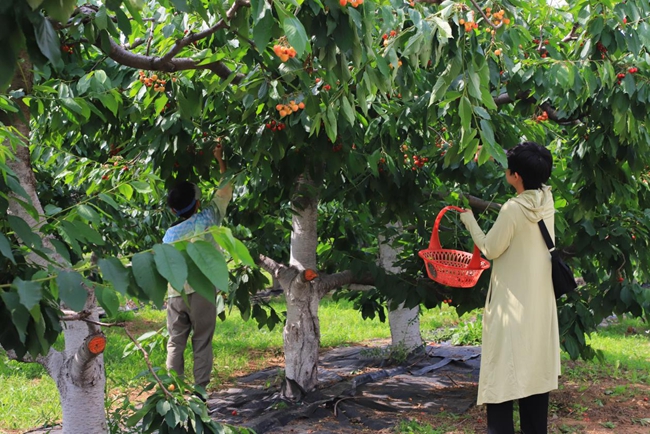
[432,16,452,40]
[340,96,355,125]
[118,183,134,200]
[98,193,120,210]
[184,251,217,302]
[8,215,41,250]
[77,73,93,95]
[130,181,151,193]
[473,106,491,119]
[253,11,273,51]
[131,252,168,308]
[459,97,472,132]
[34,16,63,68]
[26,0,45,9]
[152,244,188,292]
[186,241,229,292]
[325,105,338,143]
[0,233,16,264]
[114,7,132,36]
[467,69,482,100]
[95,6,108,30]
[233,238,255,267]
[56,271,88,312]
[283,17,309,57]
[95,285,120,317]
[1,291,30,343]
[154,94,168,116]
[72,221,105,245]
[77,204,100,223]
[480,87,497,110]
[99,257,130,295]
[41,0,77,25]
[97,93,118,116]
[14,278,42,312]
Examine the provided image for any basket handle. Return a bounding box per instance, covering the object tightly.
[429,206,483,269]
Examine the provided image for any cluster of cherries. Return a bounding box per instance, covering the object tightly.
[265,120,286,132]
[617,67,639,84]
[535,111,549,122]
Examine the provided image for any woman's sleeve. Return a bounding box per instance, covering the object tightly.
[460,201,517,260]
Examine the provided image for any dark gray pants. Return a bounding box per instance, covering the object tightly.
[166,293,216,388]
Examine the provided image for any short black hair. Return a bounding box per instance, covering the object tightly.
[167,181,199,219]
[506,141,553,190]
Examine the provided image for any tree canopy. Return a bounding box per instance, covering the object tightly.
[2,0,650,365]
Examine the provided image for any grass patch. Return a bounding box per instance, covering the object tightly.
[1,301,648,433]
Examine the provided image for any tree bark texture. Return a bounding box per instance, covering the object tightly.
[283,174,322,398]
[2,53,108,434]
[378,223,423,351]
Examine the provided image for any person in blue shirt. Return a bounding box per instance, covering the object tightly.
[163,144,233,390]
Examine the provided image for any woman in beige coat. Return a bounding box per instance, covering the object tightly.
[459,142,561,434]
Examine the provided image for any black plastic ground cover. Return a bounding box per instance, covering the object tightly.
[208,343,481,433]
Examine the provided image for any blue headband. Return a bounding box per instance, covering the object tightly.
[174,198,197,217]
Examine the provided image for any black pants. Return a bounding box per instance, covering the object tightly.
[486,392,549,434]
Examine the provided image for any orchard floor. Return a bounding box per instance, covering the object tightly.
[21,341,650,434]
[207,341,650,434]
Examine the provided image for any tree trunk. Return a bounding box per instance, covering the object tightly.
[2,53,108,434]
[379,223,423,352]
[48,309,108,434]
[282,174,322,399]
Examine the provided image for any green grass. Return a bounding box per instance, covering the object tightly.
[0,297,457,432]
[1,300,649,433]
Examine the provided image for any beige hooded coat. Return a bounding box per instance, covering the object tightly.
[460,186,561,405]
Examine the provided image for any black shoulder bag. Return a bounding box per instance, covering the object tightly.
[538,220,577,298]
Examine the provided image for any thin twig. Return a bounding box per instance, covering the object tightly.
[60,309,93,322]
[123,326,174,399]
[445,373,460,387]
[146,21,155,56]
[469,0,497,30]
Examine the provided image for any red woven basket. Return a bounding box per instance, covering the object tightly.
[418,206,490,288]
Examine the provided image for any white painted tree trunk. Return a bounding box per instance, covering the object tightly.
[51,315,108,434]
[283,175,321,398]
[379,223,423,352]
[2,56,108,434]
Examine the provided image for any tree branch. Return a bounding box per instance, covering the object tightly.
[257,253,299,289]
[469,0,497,30]
[315,270,375,296]
[159,0,250,64]
[466,194,501,211]
[71,5,248,83]
[493,92,583,124]
[562,23,579,42]
[539,101,582,125]
[493,91,535,106]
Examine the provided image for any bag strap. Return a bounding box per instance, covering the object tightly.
[537,220,555,252]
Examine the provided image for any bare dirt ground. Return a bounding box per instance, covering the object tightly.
[394,364,650,434]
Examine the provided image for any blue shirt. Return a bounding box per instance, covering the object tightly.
[163,184,233,297]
